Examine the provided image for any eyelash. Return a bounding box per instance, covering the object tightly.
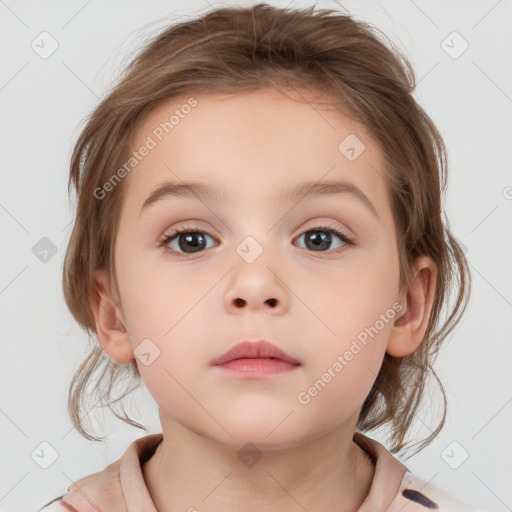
[158,223,355,257]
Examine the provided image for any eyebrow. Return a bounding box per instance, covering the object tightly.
[140,179,378,218]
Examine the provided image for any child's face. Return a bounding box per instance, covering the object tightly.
[106,87,408,447]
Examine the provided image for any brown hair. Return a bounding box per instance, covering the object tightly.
[62,3,471,457]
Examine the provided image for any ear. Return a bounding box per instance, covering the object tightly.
[90,268,134,363]
[386,255,438,357]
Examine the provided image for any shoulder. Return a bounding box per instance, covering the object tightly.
[36,433,163,512]
[34,461,124,511]
[388,471,495,512]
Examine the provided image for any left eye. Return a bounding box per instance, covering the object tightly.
[294,227,353,253]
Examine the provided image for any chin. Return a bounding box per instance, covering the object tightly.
[216,431,305,453]
[208,414,309,452]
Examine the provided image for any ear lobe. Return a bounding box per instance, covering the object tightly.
[90,269,134,364]
[386,256,437,358]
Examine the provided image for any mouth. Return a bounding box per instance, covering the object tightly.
[210,340,301,379]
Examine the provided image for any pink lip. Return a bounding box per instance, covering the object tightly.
[210,340,301,367]
[213,358,299,378]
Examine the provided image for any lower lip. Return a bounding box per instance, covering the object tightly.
[213,358,300,378]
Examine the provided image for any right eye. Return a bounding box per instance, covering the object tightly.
[159,228,218,255]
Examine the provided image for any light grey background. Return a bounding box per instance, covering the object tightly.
[1,1,511,511]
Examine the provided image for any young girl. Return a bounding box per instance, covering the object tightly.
[36,3,492,511]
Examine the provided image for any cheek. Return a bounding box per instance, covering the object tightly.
[125,309,208,421]
[115,250,214,389]
[300,245,400,343]
[116,246,209,336]
[298,248,400,405]
[296,318,392,425]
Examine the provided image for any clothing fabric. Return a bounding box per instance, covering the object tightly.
[36,431,491,512]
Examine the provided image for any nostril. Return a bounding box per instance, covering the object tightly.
[234,298,245,307]
[266,298,277,307]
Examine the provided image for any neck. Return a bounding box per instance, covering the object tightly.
[142,418,375,512]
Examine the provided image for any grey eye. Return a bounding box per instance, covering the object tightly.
[166,231,217,254]
[294,229,347,252]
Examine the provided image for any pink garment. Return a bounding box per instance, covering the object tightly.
[37,432,489,512]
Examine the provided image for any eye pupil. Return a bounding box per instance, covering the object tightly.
[179,232,206,252]
[306,230,331,251]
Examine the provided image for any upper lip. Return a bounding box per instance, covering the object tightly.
[210,340,300,366]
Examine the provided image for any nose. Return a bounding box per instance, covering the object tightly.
[223,258,290,315]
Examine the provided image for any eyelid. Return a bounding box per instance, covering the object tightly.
[161,219,218,237]
[160,219,352,241]
[296,219,352,237]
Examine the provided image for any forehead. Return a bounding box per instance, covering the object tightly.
[122,87,389,217]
